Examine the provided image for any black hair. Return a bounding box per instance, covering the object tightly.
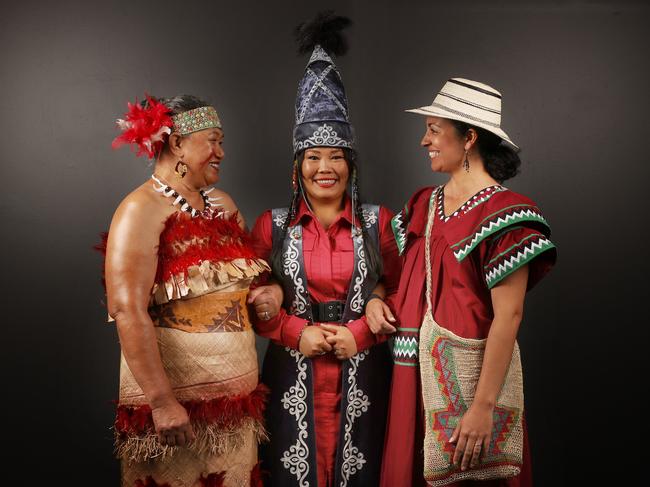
[449,120,521,183]
[269,148,384,294]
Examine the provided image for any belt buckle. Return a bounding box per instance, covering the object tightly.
[322,301,342,322]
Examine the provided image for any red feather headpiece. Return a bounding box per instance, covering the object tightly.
[112,94,173,159]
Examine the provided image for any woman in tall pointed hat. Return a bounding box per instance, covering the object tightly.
[249,11,401,487]
[101,94,278,486]
[381,79,557,486]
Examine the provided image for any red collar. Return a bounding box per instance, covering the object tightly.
[293,195,354,227]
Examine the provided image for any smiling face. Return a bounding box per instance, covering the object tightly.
[300,147,350,206]
[420,116,469,174]
[180,128,225,187]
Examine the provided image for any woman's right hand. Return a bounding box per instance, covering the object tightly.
[298,325,333,357]
[152,398,196,447]
[365,298,397,334]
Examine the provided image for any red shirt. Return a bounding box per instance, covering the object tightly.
[250,197,401,351]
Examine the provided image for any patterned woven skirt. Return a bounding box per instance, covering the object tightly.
[115,289,267,487]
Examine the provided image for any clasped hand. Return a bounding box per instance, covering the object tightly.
[298,324,358,360]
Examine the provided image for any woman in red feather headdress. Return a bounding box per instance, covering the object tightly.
[102,94,281,486]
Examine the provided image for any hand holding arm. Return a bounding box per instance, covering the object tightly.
[364,282,397,335]
[247,281,283,321]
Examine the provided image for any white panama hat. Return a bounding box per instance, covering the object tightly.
[406,77,518,149]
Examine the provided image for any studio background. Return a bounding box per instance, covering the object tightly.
[2,0,647,484]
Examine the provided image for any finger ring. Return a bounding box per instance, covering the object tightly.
[263,311,270,320]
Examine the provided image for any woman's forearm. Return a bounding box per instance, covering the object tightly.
[472,314,521,409]
[113,306,175,408]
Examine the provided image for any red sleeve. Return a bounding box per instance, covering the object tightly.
[378,206,401,298]
[347,206,401,352]
[481,225,556,291]
[249,210,309,349]
[250,210,273,262]
[347,317,387,352]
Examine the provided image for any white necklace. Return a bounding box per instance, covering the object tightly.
[151,175,222,218]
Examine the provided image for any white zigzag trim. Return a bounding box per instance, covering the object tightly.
[393,336,418,358]
[392,212,407,254]
[485,237,553,286]
[454,209,546,261]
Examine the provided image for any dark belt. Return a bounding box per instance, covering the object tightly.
[311,300,344,322]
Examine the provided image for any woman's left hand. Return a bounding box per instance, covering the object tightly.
[247,283,283,321]
[321,324,358,360]
[449,403,494,470]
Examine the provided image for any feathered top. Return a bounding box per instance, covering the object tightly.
[152,211,269,304]
[97,211,270,307]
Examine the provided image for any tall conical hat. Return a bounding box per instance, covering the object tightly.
[292,12,354,154]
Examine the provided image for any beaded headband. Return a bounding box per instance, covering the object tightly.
[172,106,222,135]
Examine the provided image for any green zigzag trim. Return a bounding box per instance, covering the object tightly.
[391,210,408,256]
[452,205,549,262]
[486,232,543,265]
[393,336,419,358]
[485,238,556,288]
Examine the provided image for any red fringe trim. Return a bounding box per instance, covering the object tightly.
[200,472,226,487]
[135,476,171,487]
[156,211,259,282]
[249,461,265,487]
[115,383,270,436]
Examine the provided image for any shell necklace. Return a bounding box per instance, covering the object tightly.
[151,175,222,218]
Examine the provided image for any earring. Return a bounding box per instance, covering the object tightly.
[175,160,188,178]
[463,151,470,172]
[292,160,299,193]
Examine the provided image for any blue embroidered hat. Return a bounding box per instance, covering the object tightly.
[292,12,354,154]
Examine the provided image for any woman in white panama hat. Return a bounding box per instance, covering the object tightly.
[381,78,557,486]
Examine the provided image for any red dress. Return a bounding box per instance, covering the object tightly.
[381,185,556,487]
[251,197,401,487]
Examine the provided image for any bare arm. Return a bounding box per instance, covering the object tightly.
[106,194,194,447]
[450,265,529,470]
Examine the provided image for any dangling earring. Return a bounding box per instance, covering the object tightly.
[175,159,188,178]
[291,160,299,193]
[463,151,470,172]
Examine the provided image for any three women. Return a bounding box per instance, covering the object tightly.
[103,20,556,487]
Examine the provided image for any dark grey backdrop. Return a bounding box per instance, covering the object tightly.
[2,0,647,484]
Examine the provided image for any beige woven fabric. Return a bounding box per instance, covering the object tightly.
[119,328,258,406]
[120,421,258,487]
[418,188,524,485]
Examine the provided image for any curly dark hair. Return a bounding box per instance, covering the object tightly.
[449,120,521,183]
